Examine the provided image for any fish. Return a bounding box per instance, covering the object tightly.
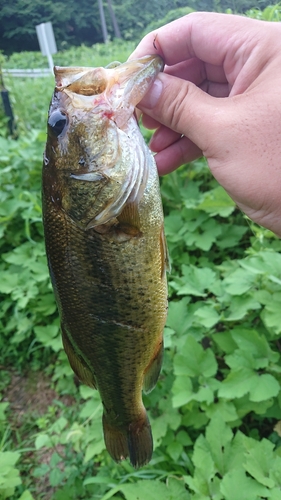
[42,55,169,468]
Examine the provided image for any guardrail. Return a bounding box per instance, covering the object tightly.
[2,68,51,78]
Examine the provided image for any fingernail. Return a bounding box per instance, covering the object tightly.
[140,78,163,109]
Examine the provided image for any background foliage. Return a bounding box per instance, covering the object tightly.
[0,0,273,54]
[1,4,281,500]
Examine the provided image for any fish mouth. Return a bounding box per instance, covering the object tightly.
[54,55,164,109]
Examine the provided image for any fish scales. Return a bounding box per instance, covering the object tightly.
[42,55,168,468]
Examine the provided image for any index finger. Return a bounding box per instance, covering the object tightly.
[130,12,267,68]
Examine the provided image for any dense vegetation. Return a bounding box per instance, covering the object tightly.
[1,5,281,500]
[0,0,272,54]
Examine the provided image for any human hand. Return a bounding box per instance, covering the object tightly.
[130,13,281,236]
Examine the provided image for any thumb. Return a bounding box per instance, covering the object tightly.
[138,72,227,156]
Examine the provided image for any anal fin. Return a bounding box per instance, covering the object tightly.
[143,339,164,394]
[61,325,96,389]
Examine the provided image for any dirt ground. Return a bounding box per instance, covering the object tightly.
[3,370,75,499]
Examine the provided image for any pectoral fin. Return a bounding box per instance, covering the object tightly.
[117,202,141,233]
[143,339,164,394]
[90,202,142,241]
[61,325,96,389]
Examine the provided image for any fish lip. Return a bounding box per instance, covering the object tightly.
[105,55,164,112]
[110,55,164,82]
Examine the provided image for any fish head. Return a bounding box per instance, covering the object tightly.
[44,56,163,227]
[53,55,163,128]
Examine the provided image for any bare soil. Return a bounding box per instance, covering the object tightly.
[3,369,75,499]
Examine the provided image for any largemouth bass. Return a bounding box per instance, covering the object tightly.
[42,55,169,468]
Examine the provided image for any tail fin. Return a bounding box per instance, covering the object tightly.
[102,410,153,468]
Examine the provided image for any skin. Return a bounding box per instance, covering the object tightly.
[130,12,281,236]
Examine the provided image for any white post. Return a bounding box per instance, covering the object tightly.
[36,22,57,74]
[40,24,54,74]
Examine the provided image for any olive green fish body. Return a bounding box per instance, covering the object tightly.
[42,56,168,468]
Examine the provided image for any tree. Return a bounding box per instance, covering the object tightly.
[0,0,271,54]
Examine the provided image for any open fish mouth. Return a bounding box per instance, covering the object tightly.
[53,55,164,118]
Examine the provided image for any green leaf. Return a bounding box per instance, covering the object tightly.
[177,430,192,446]
[166,298,191,336]
[167,440,183,461]
[213,332,237,354]
[35,434,52,450]
[167,478,191,500]
[191,434,216,480]
[184,218,222,251]
[249,374,280,402]
[216,224,248,249]
[32,464,49,478]
[268,488,281,500]
[205,414,233,475]
[0,403,9,421]
[174,335,218,378]
[152,404,181,446]
[49,468,64,487]
[18,491,35,500]
[194,305,220,328]
[204,400,239,423]
[120,480,175,500]
[83,440,105,463]
[225,295,261,321]
[261,293,281,334]
[50,452,62,468]
[230,328,279,364]
[0,273,18,294]
[223,268,256,295]
[220,468,269,500]
[197,186,235,217]
[235,395,273,418]
[177,265,217,297]
[225,350,256,370]
[49,416,68,434]
[172,376,193,408]
[34,324,59,343]
[243,438,276,488]
[218,367,257,399]
[0,451,20,468]
[79,385,95,400]
[83,476,115,486]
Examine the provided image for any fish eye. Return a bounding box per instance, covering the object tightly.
[48,110,68,137]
